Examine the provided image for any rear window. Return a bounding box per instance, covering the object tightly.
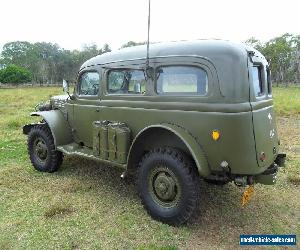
[266,66,272,95]
[156,66,208,95]
[252,66,264,97]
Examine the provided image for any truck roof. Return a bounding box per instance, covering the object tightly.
[80,39,258,70]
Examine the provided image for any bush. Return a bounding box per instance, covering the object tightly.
[0,64,32,84]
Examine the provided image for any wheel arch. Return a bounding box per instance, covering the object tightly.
[127,123,210,177]
[24,110,73,148]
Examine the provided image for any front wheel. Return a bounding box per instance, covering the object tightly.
[137,147,200,226]
[27,124,63,172]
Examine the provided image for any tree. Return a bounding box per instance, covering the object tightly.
[1,41,33,66]
[244,37,263,51]
[244,33,300,85]
[120,41,146,49]
[0,64,32,84]
[263,34,294,85]
[102,43,112,53]
[0,41,112,84]
[291,35,300,82]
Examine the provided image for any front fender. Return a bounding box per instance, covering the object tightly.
[30,110,73,147]
[128,123,210,177]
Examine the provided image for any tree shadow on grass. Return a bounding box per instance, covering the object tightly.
[56,155,138,202]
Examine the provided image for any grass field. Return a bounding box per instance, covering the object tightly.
[0,86,299,249]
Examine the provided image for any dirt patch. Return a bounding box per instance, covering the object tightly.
[288,175,300,186]
[44,203,74,218]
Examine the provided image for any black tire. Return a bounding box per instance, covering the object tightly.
[137,147,200,226]
[27,124,63,172]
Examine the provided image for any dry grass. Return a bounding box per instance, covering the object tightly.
[44,203,74,218]
[0,86,299,249]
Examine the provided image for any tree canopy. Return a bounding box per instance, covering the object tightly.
[0,64,32,84]
[244,33,300,84]
[0,42,112,84]
[0,34,299,85]
[120,41,147,49]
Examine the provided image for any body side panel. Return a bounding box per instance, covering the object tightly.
[95,103,258,175]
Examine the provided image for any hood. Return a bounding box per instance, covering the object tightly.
[50,95,69,110]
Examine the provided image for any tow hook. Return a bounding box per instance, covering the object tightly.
[234,177,247,186]
[234,176,254,187]
[234,176,255,207]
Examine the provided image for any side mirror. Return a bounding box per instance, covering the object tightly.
[63,79,74,100]
[63,79,69,93]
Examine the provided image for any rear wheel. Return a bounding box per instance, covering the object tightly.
[137,147,200,225]
[27,124,63,172]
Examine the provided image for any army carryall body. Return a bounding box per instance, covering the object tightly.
[23,40,285,225]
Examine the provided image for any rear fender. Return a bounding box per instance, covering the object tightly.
[128,123,210,177]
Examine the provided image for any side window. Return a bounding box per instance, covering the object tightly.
[108,69,146,94]
[78,72,100,96]
[252,66,264,97]
[156,66,208,95]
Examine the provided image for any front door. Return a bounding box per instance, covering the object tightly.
[72,68,101,147]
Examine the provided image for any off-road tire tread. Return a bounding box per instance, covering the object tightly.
[138,147,200,226]
[27,124,63,172]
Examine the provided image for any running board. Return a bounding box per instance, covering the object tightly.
[57,143,126,169]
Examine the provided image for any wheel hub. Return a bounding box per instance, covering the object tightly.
[153,172,176,201]
[34,139,48,161]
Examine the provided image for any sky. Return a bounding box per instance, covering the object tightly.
[0,0,299,51]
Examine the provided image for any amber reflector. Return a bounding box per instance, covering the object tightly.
[212,130,220,141]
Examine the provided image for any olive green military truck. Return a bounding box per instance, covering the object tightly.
[23,40,286,225]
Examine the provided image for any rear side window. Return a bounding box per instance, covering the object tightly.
[156,66,208,95]
[108,69,146,94]
[252,66,264,97]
